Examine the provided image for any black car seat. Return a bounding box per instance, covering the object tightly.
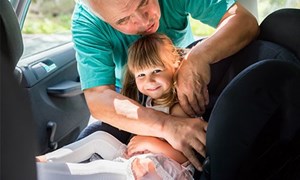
[0,0,38,180]
[259,8,300,59]
[202,8,300,180]
[202,8,300,121]
[204,60,300,180]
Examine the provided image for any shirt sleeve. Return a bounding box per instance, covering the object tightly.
[72,4,116,90]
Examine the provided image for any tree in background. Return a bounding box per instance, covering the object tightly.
[23,0,75,34]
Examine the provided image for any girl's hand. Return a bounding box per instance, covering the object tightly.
[127,135,188,164]
[127,135,154,157]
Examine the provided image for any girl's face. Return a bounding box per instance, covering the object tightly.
[134,63,175,100]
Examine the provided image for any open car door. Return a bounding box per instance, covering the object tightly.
[10,0,90,154]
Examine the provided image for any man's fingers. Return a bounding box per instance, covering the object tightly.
[178,89,204,116]
[194,85,209,114]
[197,117,208,144]
[177,92,196,116]
[183,147,203,171]
[177,83,209,116]
[188,96,201,115]
[194,91,205,114]
[193,139,206,158]
[203,85,209,105]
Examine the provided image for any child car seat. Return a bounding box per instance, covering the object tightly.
[202,8,300,180]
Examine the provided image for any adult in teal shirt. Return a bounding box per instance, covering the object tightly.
[72,0,259,171]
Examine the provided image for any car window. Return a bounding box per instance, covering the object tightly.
[21,0,75,59]
[19,0,299,59]
[257,0,300,22]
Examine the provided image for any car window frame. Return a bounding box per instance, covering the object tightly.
[9,0,31,29]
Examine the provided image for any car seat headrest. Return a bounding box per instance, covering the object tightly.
[259,8,300,59]
[0,0,24,71]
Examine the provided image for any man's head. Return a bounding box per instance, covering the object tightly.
[82,0,161,35]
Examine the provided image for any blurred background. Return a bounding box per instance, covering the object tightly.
[20,0,300,58]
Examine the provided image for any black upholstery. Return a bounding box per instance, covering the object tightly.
[0,0,38,180]
[206,60,300,180]
[0,0,24,69]
[205,8,300,121]
[259,8,300,59]
[189,9,300,121]
[204,39,299,120]
[202,8,300,180]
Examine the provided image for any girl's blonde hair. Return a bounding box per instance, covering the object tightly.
[121,33,181,107]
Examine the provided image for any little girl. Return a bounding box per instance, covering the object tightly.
[36,33,193,180]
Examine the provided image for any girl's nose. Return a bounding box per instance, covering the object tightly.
[146,75,155,83]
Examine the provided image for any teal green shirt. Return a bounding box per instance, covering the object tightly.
[72,0,236,90]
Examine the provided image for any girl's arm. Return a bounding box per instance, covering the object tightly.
[170,103,190,118]
[127,135,188,164]
[126,103,193,163]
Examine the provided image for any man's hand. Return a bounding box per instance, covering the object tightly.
[176,56,210,116]
[162,116,208,171]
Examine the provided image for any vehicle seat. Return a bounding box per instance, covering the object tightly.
[201,9,300,121]
[202,8,300,180]
[259,8,300,59]
[204,60,300,180]
[0,0,24,69]
[1,0,38,179]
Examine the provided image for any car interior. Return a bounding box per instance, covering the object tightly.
[8,1,90,155]
[1,0,300,179]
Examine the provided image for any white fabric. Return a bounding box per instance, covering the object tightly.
[145,97,170,114]
[45,131,126,162]
[37,160,130,180]
[37,131,193,180]
[37,154,193,180]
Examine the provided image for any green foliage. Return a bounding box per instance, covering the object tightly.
[190,17,215,37]
[22,0,74,34]
[23,0,300,35]
[23,11,215,36]
[23,14,71,34]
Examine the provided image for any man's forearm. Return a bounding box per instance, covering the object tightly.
[189,2,259,65]
[84,86,169,137]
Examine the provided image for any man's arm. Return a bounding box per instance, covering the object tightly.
[84,85,165,136]
[177,2,259,116]
[84,85,207,170]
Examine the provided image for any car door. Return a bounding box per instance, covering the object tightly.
[11,0,90,154]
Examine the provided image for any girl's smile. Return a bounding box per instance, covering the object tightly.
[134,66,174,99]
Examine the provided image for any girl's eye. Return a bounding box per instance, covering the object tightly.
[153,69,162,74]
[137,73,145,78]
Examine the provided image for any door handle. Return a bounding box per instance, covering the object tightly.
[47,121,58,150]
[47,80,82,97]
